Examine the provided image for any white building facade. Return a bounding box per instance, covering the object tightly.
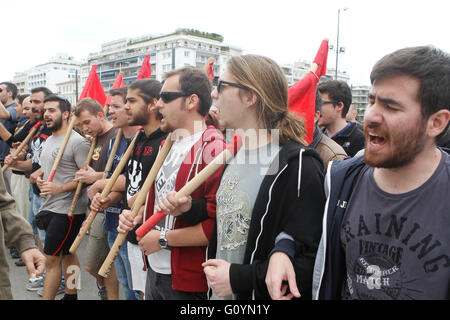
[81,29,243,93]
[23,53,82,94]
[281,60,351,86]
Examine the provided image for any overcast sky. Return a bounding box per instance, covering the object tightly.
[2,0,450,86]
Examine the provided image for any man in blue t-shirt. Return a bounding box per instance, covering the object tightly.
[0,82,19,194]
[88,87,141,300]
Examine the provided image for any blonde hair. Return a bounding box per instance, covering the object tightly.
[227,55,306,145]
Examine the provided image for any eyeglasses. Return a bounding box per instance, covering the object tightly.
[217,80,248,93]
[160,91,189,103]
[322,100,339,105]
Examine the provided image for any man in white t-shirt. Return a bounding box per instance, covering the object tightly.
[118,67,226,300]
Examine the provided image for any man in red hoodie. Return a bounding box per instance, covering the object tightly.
[118,66,226,300]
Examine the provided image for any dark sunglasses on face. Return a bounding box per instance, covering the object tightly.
[159,91,189,103]
[217,80,248,93]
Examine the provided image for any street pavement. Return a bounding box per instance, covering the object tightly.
[7,238,125,300]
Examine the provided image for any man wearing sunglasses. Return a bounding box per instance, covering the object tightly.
[317,80,365,157]
[118,66,226,300]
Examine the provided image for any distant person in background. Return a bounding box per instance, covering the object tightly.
[310,90,348,173]
[0,82,19,194]
[346,104,363,130]
[318,80,365,157]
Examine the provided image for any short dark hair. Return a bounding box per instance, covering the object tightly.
[109,87,128,104]
[17,94,30,105]
[315,89,322,113]
[31,87,53,97]
[164,66,212,117]
[370,45,450,140]
[0,82,18,100]
[129,79,162,104]
[318,80,352,118]
[74,98,104,117]
[43,94,71,114]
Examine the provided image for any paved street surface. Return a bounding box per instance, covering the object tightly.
[7,238,125,300]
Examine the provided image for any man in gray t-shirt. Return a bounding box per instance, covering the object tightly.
[311,46,450,301]
[341,152,450,300]
[39,130,90,215]
[35,95,90,300]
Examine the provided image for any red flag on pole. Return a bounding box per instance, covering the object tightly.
[105,72,125,106]
[205,57,215,82]
[79,64,107,106]
[137,54,152,80]
[288,39,329,145]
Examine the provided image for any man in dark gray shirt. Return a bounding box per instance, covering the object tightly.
[311,45,450,300]
[266,46,450,300]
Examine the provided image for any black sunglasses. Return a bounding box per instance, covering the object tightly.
[217,80,248,93]
[160,91,189,103]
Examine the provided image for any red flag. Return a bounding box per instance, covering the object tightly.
[137,54,152,80]
[79,64,106,106]
[288,39,328,145]
[205,58,214,82]
[105,72,125,106]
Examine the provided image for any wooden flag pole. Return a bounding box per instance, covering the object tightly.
[98,132,174,277]
[102,128,123,179]
[2,121,41,173]
[69,129,136,254]
[47,116,77,182]
[135,134,242,239]
[67,136,97,217]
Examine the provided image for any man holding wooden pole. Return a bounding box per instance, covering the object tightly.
[90,79,166,298]
[117,67,226,300]
[88,87,140,300]
[4,87,55,293]
[34,95,91,300]
[72,98,119,300]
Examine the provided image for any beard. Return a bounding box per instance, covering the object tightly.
[47,115,63,132]
[364,119,428,169]
[127,106,150,127]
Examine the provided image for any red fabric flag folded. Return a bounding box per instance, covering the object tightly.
[137,54,152,80]
[105,72,125,106]
[288,39,329,145]
[79,64,107,106]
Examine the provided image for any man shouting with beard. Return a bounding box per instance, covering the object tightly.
[35,95,90,300]
[266,46,450,300]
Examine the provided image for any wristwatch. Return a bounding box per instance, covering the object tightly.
[158,228,168,249]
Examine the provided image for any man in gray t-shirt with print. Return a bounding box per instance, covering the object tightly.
[311,46,450,300]
[35,95,90,300]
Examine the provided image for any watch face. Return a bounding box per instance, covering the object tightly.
[159,238,167,248]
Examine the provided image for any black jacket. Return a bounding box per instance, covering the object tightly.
[330,122,365,157]
[206,140,326,300]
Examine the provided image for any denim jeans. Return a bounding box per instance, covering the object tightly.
[107,231,141,300]
[29,189,45,245]
[27,188,38,237]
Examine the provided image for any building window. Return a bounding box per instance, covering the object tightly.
[184,51,190,57]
